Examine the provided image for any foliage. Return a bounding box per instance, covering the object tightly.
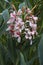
[0,0,43,65]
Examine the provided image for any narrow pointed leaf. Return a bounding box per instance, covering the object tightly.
[38,34,43,65]
[20,52,26,65]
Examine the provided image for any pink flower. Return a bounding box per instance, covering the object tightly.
[17,9,22,16]
[6,7,38,44]
[7,18,15,24]
[12,30,20,38]
[32,15,38,23]
[31,31,35,35]
[10,11,16,18]
[6,24,14,31]
[26,8,31,14]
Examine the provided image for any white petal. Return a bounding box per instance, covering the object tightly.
[28,31,31,35]
[33,16,38,21]
[27,8,31,14]
[25,28,29,31]
[14,26,19,30]
[28,36,32,40]
[6,27,11,31]
[29,22,33,27]
[13,11,16,15]
[21,25,25,30]
[28,11,31,14]
[30,40,32,45]
[18,17,22,22]
[10,13,14,18]
[25,35,29,39]
[29,17,32,19]
[31,31,35,35]
[17,9,22,15]
[13,32,20,38]
[32,24,37,30]
[26,20,29,23]
[17,37,21,43]
[7,18,15,24]
[10,11,16,18]
[24,32,26,34]
[19,29,22,32]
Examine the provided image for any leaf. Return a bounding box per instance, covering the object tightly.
[38,34,43,65]
[27,56,38,65]
[5,0,9,3]
[0,53,4,65]
[19,2,26,9]
[7,37,18,65]
[25,0,32,9]
[0,42,14,65]
[0,9,10,37]
[0,15,3,27]
[2,9,9,22]
[20,52,26,65]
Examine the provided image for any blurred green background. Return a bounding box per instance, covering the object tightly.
[0,0,43,65]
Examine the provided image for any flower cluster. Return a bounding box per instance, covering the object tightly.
[6,7,38,45]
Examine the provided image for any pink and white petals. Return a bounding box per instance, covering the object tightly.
[6,7,38,45]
